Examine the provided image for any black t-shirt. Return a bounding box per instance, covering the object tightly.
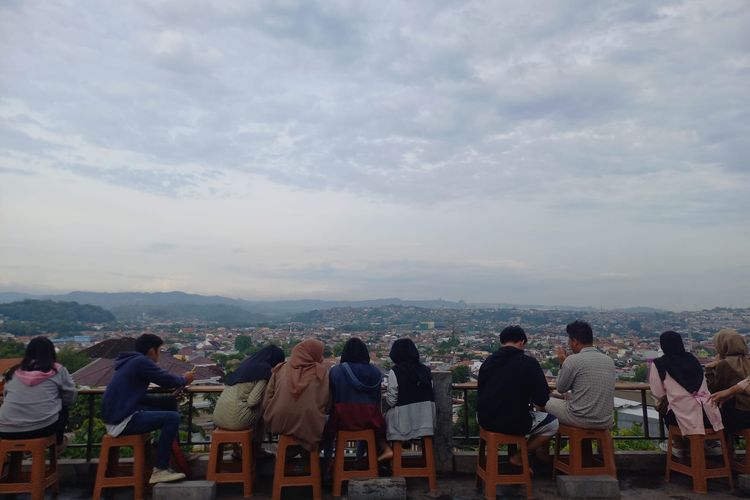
[477,346,550,435]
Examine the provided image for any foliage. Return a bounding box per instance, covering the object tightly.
[453,390,479,439]
[234,335,253,354]
[0,299,114,336]
[451,365,471,383]
[612,422,658,450]
[57,346,90,373]
[0,338,25,359]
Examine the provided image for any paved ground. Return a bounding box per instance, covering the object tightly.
[44,471,745,499]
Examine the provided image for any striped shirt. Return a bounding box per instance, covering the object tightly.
[557,346,616,428]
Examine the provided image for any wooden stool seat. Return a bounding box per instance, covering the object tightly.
[553,424,617,478]
[272,434,321,500]
[665,425,733,493]
[332,429,379,496]
[0,435,59,500]
[475,428,532,500]
[207,428,255,498]
[93,433,150,500]
[392,436,437,493]
[728,427,750,474]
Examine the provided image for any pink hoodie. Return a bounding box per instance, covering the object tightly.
[14,363,63,386]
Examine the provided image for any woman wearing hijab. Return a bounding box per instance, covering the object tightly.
[705,329,750,431]
[327,338,393,461]
[384,338,435,442]
[213,345,285,433]
[262,338,331,451]
[650,331,723,455]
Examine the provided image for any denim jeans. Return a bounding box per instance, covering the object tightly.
[121,406,180,469]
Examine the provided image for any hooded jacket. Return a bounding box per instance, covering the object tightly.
[101,352,186,425]
[328,362,385,432]
[478,346,550,435]
[0,363,77,433]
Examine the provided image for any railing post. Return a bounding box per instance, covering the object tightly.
[86,393,95,462]
[463,388,469,441]
[187,392,194,447]
[432,371,454,474]
[640,388,650,439]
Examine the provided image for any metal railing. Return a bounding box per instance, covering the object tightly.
[451,381,665,444]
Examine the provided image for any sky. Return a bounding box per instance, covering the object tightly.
[1,0,749,311]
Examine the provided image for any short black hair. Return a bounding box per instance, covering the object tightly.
[500,325,527,344]
[135,333,164,355]
[566,320,593,345]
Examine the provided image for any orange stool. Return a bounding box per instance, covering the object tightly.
[272,435,321,500]
[728,427,750,474]
[553,424,617,478]
[475,428,532,500]
[332,429,379,496]
[0,435,59,500]
[392,436,437,493]
[665,425,733,493]
[206,428,255,497]
[93,433,150,500]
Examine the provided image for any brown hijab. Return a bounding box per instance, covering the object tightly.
[277,338,329,398]
[714,329,750,378]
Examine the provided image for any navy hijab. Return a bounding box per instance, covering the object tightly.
[389,338,432,386]
[340,338,370,364]
[225,345,285,386]
[653,330,704,393]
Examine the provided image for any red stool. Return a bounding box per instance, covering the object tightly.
[207,428,255,497]
[553,424,617,478]
[332,429,379,496]
[272,435,321,500]
[392,436,437,493]
[665,425,733,493]
[0,435,59,500]
[93,433,150,500]
[475,428,532,500]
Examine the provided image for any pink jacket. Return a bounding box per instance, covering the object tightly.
[649,363,723,435]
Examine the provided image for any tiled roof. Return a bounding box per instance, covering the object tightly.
[79,337,136,359]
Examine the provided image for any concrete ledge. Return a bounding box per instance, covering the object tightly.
[153,480,216,500]
[557,476,620,499]
[738,474,750,494]
[347,477,406,500]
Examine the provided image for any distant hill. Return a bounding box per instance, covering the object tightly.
[0,299,115,336]
[111,303,266,324]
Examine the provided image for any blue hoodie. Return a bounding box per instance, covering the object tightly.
[328,362,385,432]
[101,352,186,425]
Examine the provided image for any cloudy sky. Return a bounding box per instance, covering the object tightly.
[1,0,749,311]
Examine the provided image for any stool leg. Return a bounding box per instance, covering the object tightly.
[133,441,145,500]
[30,444,45,500]
[689,436,707,494]
[310,444,322,500]
[601,432,617,478]
[93,442,110,500]
[476,435,485,491]
[424,437,437,493]
[50,441,60,494]
[519,441,532,499]
[242,435,253,498]
[333,435,346,496]
[484,436,497,500]
[720,432,734,490]
[272,440,286,500]
[366,436,377,478]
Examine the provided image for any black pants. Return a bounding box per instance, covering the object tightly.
[720,401,750,431]
[0,406,69,445]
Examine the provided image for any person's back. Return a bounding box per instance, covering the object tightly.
[385,338,435,441]
[329,361,383,430]
[558,347,616,428]
[213,380,267,430]
[262,338,330,451]
[478,346,549,435]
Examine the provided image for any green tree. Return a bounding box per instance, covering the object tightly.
[57,346,89,373]
[451,365,471,383]
[633,363,648,382]
[234,335,253,354]
[0,338,25,358]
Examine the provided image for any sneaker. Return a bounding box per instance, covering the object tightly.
[659,441,686,458]
[705,440,723,456]
[149,468,186,484]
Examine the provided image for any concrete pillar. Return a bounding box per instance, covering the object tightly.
[432,371,454,474]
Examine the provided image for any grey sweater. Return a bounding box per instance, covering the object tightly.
[0,366,77,433]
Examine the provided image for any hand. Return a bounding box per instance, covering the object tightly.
[708,386,739,407]
[183,371,195,385]
[556,346,568,364]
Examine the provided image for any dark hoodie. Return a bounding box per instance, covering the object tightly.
[328,361,385,433]
[477,346,551,435]
[101,352,186,425]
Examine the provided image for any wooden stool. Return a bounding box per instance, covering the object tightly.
[475,428,532,500]
[392,436,437,493]
[553,424,617,478]
[0,435,58,500]
[728,427,750,474]
[272,434,321,500]
[665,425,733,493]
[93,433,150,500]
[332,429,378,496]
[206,428,255,497]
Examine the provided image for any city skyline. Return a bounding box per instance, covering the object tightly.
[1,1,749,310]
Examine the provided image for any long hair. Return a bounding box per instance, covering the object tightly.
[20,336,58,373]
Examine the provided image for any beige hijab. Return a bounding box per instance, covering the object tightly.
[714,328,750,378]
[275,338,329,398]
